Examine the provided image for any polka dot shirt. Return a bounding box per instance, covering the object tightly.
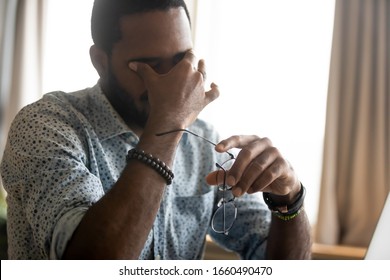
[0,84,271,259]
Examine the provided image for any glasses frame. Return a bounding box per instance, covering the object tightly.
[156,128,237,235]
[210,160,237,235]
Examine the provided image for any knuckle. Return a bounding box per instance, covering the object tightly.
[268,146,280,156]
[184,51,196,64]
[261,171,276,185]
[232,135,242,142]
[187,49,196,57]
[261,137,273,146]
[194,71,203,80]
[269,164,281,177]
[267,159,287,182]
[251,160,266,172]
[274,155,288,169]
[240,147,254,159]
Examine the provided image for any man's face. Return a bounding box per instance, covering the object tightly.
[103,8,193,129]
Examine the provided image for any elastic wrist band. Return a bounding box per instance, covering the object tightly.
[126,149,174,185]
[273,208,303,221]
[263,184,306,216]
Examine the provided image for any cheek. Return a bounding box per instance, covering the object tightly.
[115,64,146,95]
[108,51,145,91]
[123,72,145,94]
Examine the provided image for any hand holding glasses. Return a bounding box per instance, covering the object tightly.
[156,129,237,235]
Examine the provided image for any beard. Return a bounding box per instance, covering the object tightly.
[105,66,149,128]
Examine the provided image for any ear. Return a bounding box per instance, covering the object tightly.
[90,45,109,78]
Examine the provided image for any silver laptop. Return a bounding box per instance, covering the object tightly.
[364,192,390,259]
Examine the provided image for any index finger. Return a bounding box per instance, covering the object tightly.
[216,136,274,192]
[215,135,261,153]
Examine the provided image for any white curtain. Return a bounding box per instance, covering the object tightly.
[0,0,17,165]
[0,0,47,207]
[316,0,390,247]
[0,0,46,151]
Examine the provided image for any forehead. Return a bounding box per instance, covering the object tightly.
[116,8,192,57]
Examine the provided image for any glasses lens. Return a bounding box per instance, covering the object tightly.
[211,200,237,234]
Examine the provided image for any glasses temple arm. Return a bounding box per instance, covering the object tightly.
[156,129,235,159]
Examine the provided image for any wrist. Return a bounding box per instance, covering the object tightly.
[142,116,184,143]
[267,180,302,205]
[136,123,184,168]
[126,149,174,185]
[263,183,306,216]
[146,111,186,131]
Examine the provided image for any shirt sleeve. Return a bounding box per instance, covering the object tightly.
[1,97,105,259]
[50,206,88,259]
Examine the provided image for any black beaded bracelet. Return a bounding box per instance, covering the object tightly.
[263,184,306,217]
[126,149,174,185]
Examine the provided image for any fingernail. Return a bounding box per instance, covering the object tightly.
[128,62,137,71]
[233,187,242,197]
[227,175,236,186]
[215,143,227,152]
[215,143,225,151]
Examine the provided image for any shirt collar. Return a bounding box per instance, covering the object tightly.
[86,83,137,141]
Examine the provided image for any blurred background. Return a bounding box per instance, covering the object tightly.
[0,0,389,259]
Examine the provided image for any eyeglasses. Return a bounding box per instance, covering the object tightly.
[156,129,237,235]
[211,158,237,235]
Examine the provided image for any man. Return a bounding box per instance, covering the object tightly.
[0,0,311,259]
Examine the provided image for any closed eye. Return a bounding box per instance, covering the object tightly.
[173,52,186,65]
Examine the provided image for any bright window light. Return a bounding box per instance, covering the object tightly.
[195,0,335,224]
[42,0,97,93]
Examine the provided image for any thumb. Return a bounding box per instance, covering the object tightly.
[128,62,155,80]
[205,170,224,186]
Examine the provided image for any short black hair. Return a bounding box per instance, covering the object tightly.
[91,0,191,54]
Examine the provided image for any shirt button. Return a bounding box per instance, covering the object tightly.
[155,254,161,260]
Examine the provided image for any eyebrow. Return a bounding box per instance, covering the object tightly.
[127,51,188,64]
[128,57,159,64]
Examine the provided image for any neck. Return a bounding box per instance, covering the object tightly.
[128,123,144,138]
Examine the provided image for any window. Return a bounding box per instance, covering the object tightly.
[194,0,335,223]
[42,0,97,93]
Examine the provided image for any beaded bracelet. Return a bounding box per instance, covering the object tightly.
[126,149,174,185]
